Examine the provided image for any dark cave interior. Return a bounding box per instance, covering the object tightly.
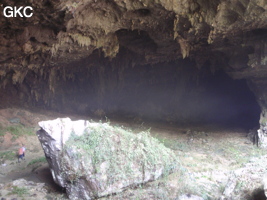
[198,70,260,129]
[2,56,260,130]
[97,64,261,129]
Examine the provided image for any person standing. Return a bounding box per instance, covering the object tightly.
[22,146,26,159]
[18,146,26,163]
[18,147,24,163]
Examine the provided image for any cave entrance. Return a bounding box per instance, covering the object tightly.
[197,70,261,129]
[98,61,261,130]
[15,55,260,131]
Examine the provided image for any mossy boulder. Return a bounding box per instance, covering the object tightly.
[37,118,177,200]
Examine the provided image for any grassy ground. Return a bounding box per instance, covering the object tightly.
[0,124,35,141]
[27,157,47,166]
[0,151,17,161]
[99,123,266,199]
[0,108,266,200]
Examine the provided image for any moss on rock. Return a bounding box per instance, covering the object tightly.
[37,118,178,200]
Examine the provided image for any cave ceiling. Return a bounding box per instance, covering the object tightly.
[0,0,266,80]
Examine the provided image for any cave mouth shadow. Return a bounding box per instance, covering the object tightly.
[198,70,261,130]
[103,66,261,131]
[32,57,261,131]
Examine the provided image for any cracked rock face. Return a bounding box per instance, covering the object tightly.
[37,118,177,199]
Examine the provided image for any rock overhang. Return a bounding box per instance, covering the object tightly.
[0,0,266,74]
[0,0,267,137]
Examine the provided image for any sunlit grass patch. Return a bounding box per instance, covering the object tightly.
[0,125,35,140]
[0,151,16,160]
[27,156,47,166]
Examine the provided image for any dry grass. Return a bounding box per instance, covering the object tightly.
[100,124,266,200]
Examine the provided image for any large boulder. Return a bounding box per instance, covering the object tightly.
[37,118,177,200]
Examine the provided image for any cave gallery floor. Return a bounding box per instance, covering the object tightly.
[0,108,265,200]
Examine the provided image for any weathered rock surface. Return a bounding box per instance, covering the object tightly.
[256,111,267,148]
[181,155,267,200]
[0,0,266,69]
[263,173,267,198]
[37,118,177,200]
[220,155,267,200]
[258,127,267,148]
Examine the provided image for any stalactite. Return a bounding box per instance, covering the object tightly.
[101,35,119,58]
[12,70,28,84]
[177,38,190,59]
[0,70,6,79]
[70,33,92,47]
[173,15,179,40]
[49,68,57,93]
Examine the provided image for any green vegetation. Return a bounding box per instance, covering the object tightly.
[27,156,47,166]
[260,118,267,126]
[0,150,16,160]
[0,124,4,137]
[222,144,266,168]
[0,124,35,140]
[8,186,29,197]
[153,135,190,151]
[62,122,178,185]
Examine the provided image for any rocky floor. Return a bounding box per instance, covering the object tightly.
[0,108,266,200]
